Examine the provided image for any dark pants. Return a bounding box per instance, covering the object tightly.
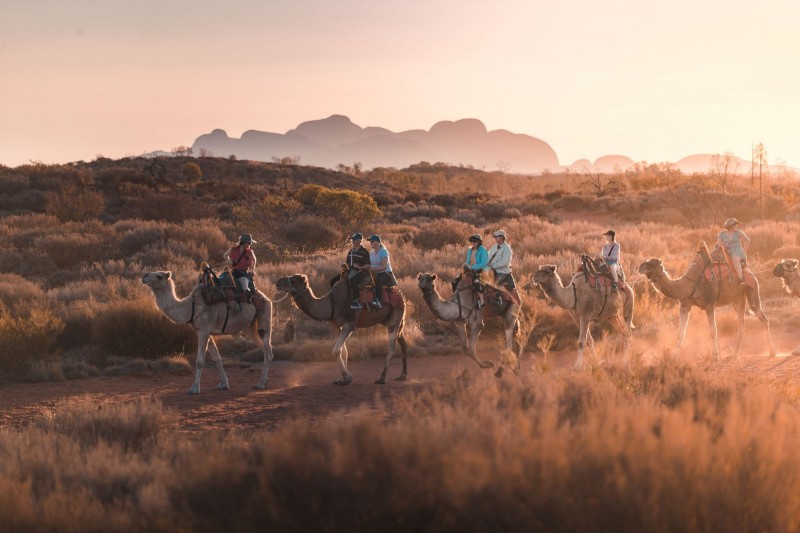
[374,272,397,302]
[494,272,516,290]
[232,270,254,292]
[330,270,368,301]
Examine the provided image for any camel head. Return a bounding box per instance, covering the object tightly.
[141,271,173,291]
[275,274,309,295]
[417,273,437,292]
[638,259,665,281]
[773,259,799,278]
[532,265,557,286]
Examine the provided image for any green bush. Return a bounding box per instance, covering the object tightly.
[92,298,197,359]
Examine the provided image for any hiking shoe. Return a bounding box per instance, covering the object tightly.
[350,300,362,310]
[370,299,382,310]
[494,297,504,307]
[476,301,485,310]
[611,283,618,290]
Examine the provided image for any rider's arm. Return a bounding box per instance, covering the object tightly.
[740,231,750,251]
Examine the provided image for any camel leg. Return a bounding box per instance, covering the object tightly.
[677,305,691,349]
[468,320,494,370]
[189,332,210,394]
[705,307,721,359]
[495,312,518,377]
[333,325,355,385]
[454,322,471,376]
[396,331,409,381]
[207,337,229,390]
[254,325,274,389]
[609,315,632,369]
[376,320,403,385]
[587,330,600,366]
[752,308,778,356]
[575,318,590,370]
[730,306,744,359]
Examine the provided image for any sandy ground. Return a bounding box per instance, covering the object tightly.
[1,323,799,433]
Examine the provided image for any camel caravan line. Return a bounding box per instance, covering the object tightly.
[141,232,799,394]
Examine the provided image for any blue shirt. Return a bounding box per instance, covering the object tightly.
[718,230,746,259]
[465,246,489,271]
[370,246,392,272]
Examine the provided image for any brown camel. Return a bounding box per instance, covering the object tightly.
[416,273,525,377]
[275,274,408,385]
[533,264,634,369]
[774,259,800,355]
[639,256,777,358]
[142,271,274,394]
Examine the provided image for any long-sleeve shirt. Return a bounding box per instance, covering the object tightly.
[601,242,620,264]
[465,246,489,271]
[487,243,513,274]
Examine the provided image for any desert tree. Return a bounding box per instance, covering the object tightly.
[709,152,739,194]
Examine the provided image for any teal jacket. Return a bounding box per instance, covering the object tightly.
[465,246,489,271]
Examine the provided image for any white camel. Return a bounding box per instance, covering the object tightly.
[142,271,274,394]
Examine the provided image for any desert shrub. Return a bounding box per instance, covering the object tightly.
[411,218,474,250]
[182,162,202,184]
[277,215,341,252]
[0,273,44,305]
[59,308,97,350]
[0,302,64,372]
[37,232,103,269]
[45,184,105,222]
[92,298,197,359]
[118,224,166,256]
[0,173,30,195]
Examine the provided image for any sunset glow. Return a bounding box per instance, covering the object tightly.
[2,0,799,167]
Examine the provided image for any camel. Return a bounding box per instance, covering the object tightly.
[533,264,634,369]
[274,274,408,385]
[142,271,274,394]
[416,273,525,377]
[639,256,777,358]
[774,258,800,355]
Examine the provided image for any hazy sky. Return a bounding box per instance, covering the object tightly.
[2,0,799,167]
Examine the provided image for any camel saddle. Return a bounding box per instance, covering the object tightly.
[459,271,521,311]
[358,286,405,310]
[198,267,267,312]
[701,262,757,289]
[576,255,625,290]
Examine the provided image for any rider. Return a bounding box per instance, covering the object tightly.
[464,233,489,309]
[345,233,372,310]
[716,218,750,283]
[487,229,514,306]
[368,235,396,310]
[600,230,621,289]
[223,233,257,295]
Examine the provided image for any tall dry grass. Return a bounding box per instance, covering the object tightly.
[3,358,800,531]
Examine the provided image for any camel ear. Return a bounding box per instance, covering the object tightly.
[165,271,172,279]
[431,274,437,280]
[791,260,799,268]
[655,259,663,266]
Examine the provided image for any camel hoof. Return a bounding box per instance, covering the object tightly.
[394,375,407,381]
[215,382,229,391]
[481,361,495,369]
[253,381,268,390]
[187,387,200,395]
[494,367,505,378]
[334,374,353,385]
[572,364,583,371]
[374,379,386,385]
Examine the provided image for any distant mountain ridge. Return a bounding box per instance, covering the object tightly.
[186,115,796,175]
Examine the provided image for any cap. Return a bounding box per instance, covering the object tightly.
[492,229,506,238]
[468,233,483,242]
[368,234,381,242]
[603,230,615,237]
[350,233,363,240]
[724,218,742,229]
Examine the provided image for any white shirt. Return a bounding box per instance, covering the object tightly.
[487,242,512,274]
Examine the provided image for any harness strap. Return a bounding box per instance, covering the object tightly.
[221,306,230,334]
[186,298,195,324]
[571,283,578,310]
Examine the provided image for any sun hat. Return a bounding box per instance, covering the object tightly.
[368,234,381,243]
[350,233,363,240]
[238,233,257,244]
[492,229,506,238]
[724,218,742,229]
[468,234,483,242]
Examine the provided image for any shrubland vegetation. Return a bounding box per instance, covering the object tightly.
[0,156,797,379]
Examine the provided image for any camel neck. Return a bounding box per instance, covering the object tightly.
[540,275,576,310]
[154,283,194,324]
[650,267,700,300]
[293,284,336,321]
[422,286,463,321]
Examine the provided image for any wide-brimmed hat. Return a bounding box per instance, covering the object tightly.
[350,232,363,241]
[603,230,616,237]
[724,218,742,229]
[492,229,506,238]
[368,234,381,243]
[468,233,483,242]
[238,233,257,244]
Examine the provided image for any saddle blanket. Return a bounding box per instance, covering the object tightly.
[358,286,405,309]
[703,263,756,289]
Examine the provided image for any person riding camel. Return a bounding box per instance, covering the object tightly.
[599,230,621,289]
[463,233,489,309]
[716,218,750,283]
[223,234,257,296]
[487,229,514,306]
[341,232,372,310]
[368,234,397,310]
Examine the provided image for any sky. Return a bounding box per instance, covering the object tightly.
[1,0,799,168]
